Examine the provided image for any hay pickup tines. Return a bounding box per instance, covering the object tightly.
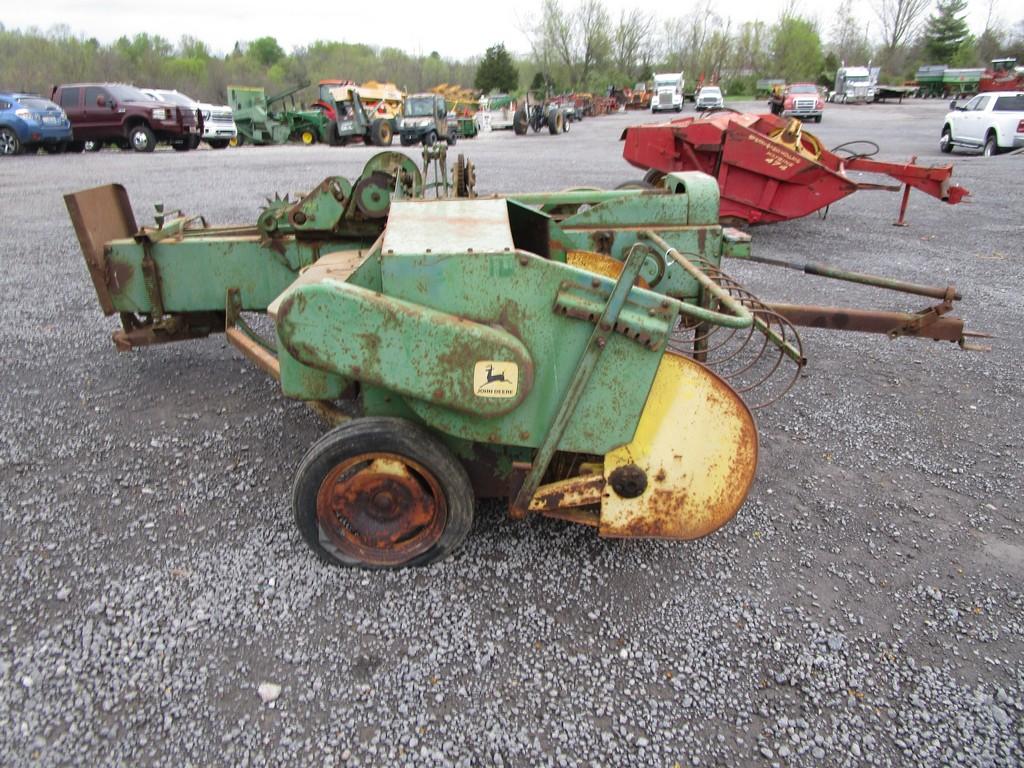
[65,153,983,568]
[622,112,969,226]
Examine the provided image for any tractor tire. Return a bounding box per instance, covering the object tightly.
[371,119,394,147]
[128,124,156,153]
[400,135,417,147]
[230,134,244,147]
[300,129,317,145]
[325,120,340,146]
[939,126,953,154]
[0,128,23,156]
[292,417,474,569]
[548,110,564,135]
[208,139,230,149]
[513,108,528,135]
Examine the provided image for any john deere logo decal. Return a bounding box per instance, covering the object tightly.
[474,361,519,399]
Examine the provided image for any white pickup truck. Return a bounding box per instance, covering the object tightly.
[941,91,1024,156]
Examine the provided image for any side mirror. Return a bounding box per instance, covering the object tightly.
[96,95,106,108]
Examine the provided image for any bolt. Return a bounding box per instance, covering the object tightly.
[592,278,601,288]
[519,256,529,266]
[597,337,606,348]
[292,212,307,225]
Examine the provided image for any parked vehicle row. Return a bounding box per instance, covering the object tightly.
[0,92,73,154]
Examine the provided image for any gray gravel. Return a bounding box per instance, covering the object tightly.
[0,99,1021,767]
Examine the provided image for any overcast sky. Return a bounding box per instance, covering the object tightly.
[0,0,1005,60]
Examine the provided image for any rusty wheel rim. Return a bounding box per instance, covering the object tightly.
[315,452,448,565]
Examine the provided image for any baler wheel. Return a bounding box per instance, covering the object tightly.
[293,418,474,568]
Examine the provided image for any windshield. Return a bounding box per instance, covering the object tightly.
[789,84,817,94]
[701,88,721,96]
[405,97,434,117]
[17,97,59,111]
[655,77,679,87]
[107,85,151,103]
[846,76,869,83]
[155,91,195,106]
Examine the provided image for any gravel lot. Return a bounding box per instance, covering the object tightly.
[1,99,1021,767]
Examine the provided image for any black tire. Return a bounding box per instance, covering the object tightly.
[230,134,244,147]
[292,417,474,569]
[208,139,229,149]
[548,110,564,135]
[983,132,1000,157]
[939,126,953,154]
[643,169,666,187]
[513,108,528,135]
[446,130,457,146]
[66,141,85,153]
[370,119,394,147]
[0,128,22,156]
[815,115,822,123]
[128,124,156,153]
[84,140,102,152]
[562,112,570,133]
[400,135,417,147]
[172,141,191,152]
[422,130,438,147]
[325,120,339,146]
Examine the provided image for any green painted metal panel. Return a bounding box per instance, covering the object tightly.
[278,337,347,401]
[662,172,721,224]
[379,250,674,453]
[276,280,534,417]
[104,237,372,314]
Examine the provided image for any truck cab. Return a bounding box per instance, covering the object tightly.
[771,83,824,122]
[399,94,455,147]
[651,73,684,113]
[53,83,198,152]
[831,67,877,103]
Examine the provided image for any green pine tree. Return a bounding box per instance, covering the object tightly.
[474,44,519,93]
[923,0,971,64]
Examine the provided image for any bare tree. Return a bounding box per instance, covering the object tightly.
[874,0,931,58]
[574,0,612,87]
[830,0,873,64]
[613,9,655,80]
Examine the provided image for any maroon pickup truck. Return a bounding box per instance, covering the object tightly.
[52,83,198,152]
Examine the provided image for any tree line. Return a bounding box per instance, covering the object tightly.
[524,0,1024,94]
[1,1,1022,106]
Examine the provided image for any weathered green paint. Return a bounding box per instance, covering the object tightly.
[378,248,674,453]
[278,337,347,401]
[511,243,651,515]
[276,279,534,417]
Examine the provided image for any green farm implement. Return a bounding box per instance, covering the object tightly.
[65,152,980,568]
[228,83,337,146]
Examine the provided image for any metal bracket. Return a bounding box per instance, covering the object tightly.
[509,243,649,520]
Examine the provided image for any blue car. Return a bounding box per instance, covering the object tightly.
[0,92,74,155]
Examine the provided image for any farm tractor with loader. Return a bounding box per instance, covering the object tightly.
[65,147,984,569]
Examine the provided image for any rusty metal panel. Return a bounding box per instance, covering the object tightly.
[64,184,138,315]
[600,351,757,540]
